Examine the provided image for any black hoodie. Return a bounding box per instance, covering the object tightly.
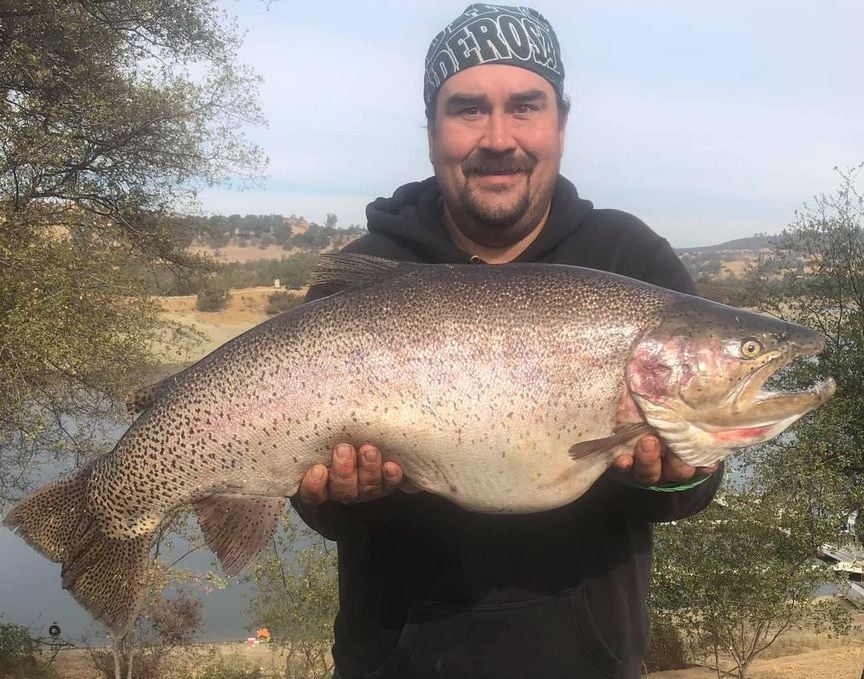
[292,176,721,679]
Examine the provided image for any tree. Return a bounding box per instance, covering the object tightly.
[248,517,338,679]
[324,213,338,230]
[747,164,864,531]
[651,490,850,679]
[0,1,264,504]
[649,167,863,679]
[87,594,202,679]
[194,278,230,312]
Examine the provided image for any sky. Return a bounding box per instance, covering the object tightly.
[198,0,864,247]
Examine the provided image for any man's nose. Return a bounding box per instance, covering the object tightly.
[479,110,517,152]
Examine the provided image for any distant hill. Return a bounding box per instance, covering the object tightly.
[188,215,785,287]
[677,234,777,254]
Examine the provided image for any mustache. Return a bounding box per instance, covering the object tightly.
[462,152,537,176]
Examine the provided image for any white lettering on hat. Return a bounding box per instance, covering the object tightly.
[436,15,560,74]
[523,19,558,70]
[469,17,514,61]
[447,27,481,63]
[498,15,532,61]
[424,4,564,104]
[426,48,459,92]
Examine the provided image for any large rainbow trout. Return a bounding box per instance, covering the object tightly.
[4,255,835,634]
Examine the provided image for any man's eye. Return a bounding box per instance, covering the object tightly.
[461,107,481,117]
[515,104,538,114]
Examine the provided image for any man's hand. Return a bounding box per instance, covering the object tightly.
[610,434,718,486]
[297,443,404,504]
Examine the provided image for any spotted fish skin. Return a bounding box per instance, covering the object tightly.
[3,257,834,635]
[95,261,670,523]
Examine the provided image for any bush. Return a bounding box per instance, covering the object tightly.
[265,291,303,316]
[0,621,57,679]
[88,648,164,679]
[642,614,688,673]
[88,595,204,679]
[194,654,265,679]
[195,280,230,312]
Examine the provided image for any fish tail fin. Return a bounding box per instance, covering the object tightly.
[3,469,92,562]
[4,469,152,636]
[62,524,152,636]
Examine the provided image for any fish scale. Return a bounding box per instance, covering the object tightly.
[4,255,835,635]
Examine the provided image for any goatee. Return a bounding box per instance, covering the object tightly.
[460,150,536,229]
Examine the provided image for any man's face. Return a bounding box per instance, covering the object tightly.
[428,64,566,247]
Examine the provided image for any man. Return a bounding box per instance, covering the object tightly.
[292,4,721,678]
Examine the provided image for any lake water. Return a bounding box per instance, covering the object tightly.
[0,527,255,643]
[0,420,269,644]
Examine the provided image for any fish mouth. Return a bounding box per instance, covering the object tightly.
[698,344,836,443]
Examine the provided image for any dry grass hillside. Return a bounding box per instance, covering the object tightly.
[190,242,308,263]
[154,286,305,363]
[49,619,864,679]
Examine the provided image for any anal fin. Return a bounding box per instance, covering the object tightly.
[192,494,285,576]
[568,422,651,461]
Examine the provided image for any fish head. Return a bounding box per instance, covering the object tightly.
[626,298,836,467]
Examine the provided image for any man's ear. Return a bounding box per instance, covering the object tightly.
[558,114,568,150]
[427,123,435,164]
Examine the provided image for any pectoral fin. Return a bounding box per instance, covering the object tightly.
[192,494,285,576]
[568,422,651,461]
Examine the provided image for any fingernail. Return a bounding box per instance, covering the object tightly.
[363,447,379,463]
[312,465,326,481]
[335,444,353,460]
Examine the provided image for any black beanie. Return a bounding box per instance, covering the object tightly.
[424,3,565,109]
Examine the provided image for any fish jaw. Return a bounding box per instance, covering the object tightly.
[635,377,835,467]
[699,375,836,433]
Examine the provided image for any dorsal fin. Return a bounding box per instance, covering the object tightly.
[311,253,416,289]
[125,373,181,417]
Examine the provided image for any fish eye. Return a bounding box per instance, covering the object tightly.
[740,338,763,358]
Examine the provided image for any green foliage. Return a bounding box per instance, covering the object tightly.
[642,611,688,673]
[223,254,320,291]
[0,1,264,212]
[292,224,333,250]
[265,291,303,316]
[0,620,57,679]
[747,164,864,525]
[195,280,230,312]
[679,251,730,280]
[651,490,850,679]
[0,0,264,504]
[248,517,338,679]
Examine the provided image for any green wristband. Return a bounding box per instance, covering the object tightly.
[646,474,713,493]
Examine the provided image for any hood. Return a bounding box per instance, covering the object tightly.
[365,176,595,264]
